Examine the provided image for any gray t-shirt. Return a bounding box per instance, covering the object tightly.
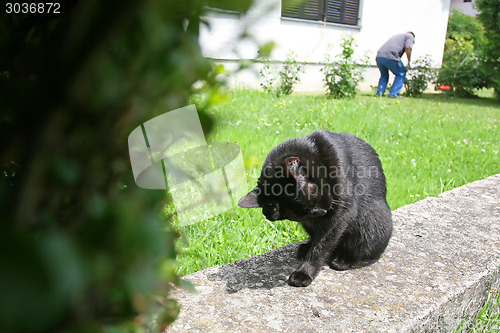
[376,33,414,60]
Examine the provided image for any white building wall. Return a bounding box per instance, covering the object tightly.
[200,0,451,93]
[450,0,479,16]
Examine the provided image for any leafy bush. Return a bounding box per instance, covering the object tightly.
[260,52,303,96]
[278,54,303,96]
[437,9,492,97]
[476,0,500,99]
[260,60,276,94]
[322,35,368,99]
[403,56,436,97]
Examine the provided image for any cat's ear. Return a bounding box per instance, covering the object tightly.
[238,188,261,208]
[286,156,319,199]
[285,156,300,179]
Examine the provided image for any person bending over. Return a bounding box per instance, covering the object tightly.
[375,32,415,98]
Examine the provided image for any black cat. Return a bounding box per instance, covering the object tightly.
[238,130,392,287]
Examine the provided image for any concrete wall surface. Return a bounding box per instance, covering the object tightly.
[167,174,500,332]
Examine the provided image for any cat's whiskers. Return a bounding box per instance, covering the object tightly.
[330,199,348,209]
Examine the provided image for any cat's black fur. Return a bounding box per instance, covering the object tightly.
[239,130,392,287]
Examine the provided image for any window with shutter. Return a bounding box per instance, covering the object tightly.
[282,0,322,21]
[324,0,342,23]
[282,0,360,26]
[341,0,359,25]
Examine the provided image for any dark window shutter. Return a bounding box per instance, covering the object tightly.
[282,0,322,21]
[282,0,302,19]
[342,0,359,25]
[325,0,359,25]
[302,0,322,20]
[324,0,342,23]
[282,0,359,26]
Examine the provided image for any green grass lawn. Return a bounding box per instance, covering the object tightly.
[167,90,499,276]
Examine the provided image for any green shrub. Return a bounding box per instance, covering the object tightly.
[476,0,500,99]
[437,9,492,97]
[404,56,436,97]
[260,60,276,94]
[260,52,303,96]
[322,35,368,99]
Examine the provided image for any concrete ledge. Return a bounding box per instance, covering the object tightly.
[168,174,500,332]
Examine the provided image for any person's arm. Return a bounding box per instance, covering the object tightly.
[405,46,412,65]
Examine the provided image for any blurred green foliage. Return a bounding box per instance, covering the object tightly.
[476,0,500,99]
[0,0,252,331]
[437,9,492,97]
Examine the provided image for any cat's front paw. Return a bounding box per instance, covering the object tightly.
[287,270,313,287]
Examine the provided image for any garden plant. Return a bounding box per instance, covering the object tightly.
[322,35,368,99]
[437,9,492,97]
[403,55,436,97]
[260,52,303,96]
[476,0,500,99]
